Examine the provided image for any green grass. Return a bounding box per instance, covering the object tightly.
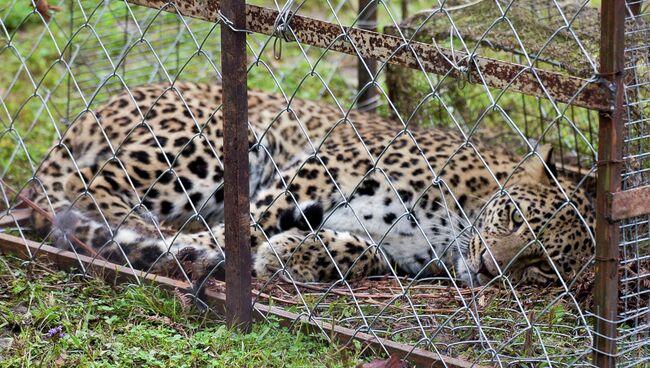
[0,254,363,367]
[0,1,42,31]
[1,1,69,187]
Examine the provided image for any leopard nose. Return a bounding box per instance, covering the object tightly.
[477,251,491,276]
[478,250,499,277]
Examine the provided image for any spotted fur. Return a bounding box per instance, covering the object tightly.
[29,82,595,285]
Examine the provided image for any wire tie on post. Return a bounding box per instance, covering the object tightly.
[596,159,624,167]
[273,6,296,60]
[273,37,283,60]
[217,9,252,34]
[594,71,622,100]
[595,255,620,262]
[465,53,478,84]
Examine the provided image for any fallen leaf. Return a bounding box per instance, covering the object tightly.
[54,353,67,367]
[478,294,486,307]
[33,0,62,22]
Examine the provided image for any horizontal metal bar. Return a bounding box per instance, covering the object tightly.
[0,233,168,285]
[0,233,485,368]
[607,185,650,221]
[0,209,32,227]
[125,0,612,111]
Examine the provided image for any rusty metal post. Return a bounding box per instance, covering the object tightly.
[357,0,377,111]
[401,0,408,19]
[593,0,626,364]
[220,0,252,331]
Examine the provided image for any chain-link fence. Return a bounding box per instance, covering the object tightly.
[618,0,650,366]
[1,0,648,366]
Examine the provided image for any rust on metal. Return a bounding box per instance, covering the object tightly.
[606,185,650,221]
[0,208,32,227]
[126,0,613,111]
[357,0,378,111]
[220,0,252,331]
[593,0,626,364]
[401,0,409,19]
[0,232,485,368]
[0,233,182,287]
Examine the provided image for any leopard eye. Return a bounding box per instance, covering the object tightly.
[511,210,524,228]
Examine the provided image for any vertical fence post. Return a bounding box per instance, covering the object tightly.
[357,0,377,111]
[220,0,252,331]
[594,0,625,365]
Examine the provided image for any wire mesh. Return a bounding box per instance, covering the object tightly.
[384,0,603,176]
[618,1,650,366]
[0,0,647,366]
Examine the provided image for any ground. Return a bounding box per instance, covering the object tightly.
[0,254,364,367]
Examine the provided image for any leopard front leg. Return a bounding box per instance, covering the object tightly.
[254,228,389,282]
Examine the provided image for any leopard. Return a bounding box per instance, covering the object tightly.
[28,81,595,286]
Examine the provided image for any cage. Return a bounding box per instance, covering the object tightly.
[1,0,648,366]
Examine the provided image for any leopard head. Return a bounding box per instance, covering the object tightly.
[459,146,595,286]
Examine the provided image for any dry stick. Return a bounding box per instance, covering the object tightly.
[0,179,105,261]
[273,291,462,315]
[274,283,290,296]
[349,296,460,315]
[279,275,394,296]
[254,290,302,306]
[272,279,483,317]
[279,276,483,302]
[279,276,395,299]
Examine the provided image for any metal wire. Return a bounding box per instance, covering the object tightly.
[618,1,650,366]
[1,0,648,366]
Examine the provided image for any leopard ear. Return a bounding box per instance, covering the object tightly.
[519,145,557,185]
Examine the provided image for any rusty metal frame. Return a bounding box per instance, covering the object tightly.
[606,185,650,221]
[220,0,252,330]
[126,0,612,111]
[593,0,626,365]
[0,208,31,227]
[0,233,485,368]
